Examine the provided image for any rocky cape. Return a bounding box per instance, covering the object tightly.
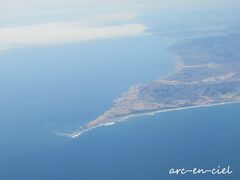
[62,33,240,138]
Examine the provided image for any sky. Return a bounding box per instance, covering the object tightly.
[0,0,239,52]
[1,0,239,15]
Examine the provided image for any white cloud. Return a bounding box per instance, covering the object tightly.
[68,12,139,26]
[0,21,148,51]
[0,0,239,26]
[1,0,239,15]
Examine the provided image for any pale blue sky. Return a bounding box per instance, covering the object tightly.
[0,0,239,52]
[1,0,239,19]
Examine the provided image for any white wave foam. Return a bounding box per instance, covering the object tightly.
[55,101,240,139]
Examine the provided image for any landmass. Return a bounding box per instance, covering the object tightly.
[62,33,240,138]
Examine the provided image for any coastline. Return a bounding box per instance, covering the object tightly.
[58,100,240,138]
[56,33,240,139]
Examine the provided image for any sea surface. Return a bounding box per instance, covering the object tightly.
[0,35,175,131]
[0,34,175,179]
[0,101,239,180]
[0,26,239,179]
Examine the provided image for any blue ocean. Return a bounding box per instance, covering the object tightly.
[1,100,239,179]
[0,25,239,180]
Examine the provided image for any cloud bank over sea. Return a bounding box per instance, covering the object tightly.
[0,21,148,52]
